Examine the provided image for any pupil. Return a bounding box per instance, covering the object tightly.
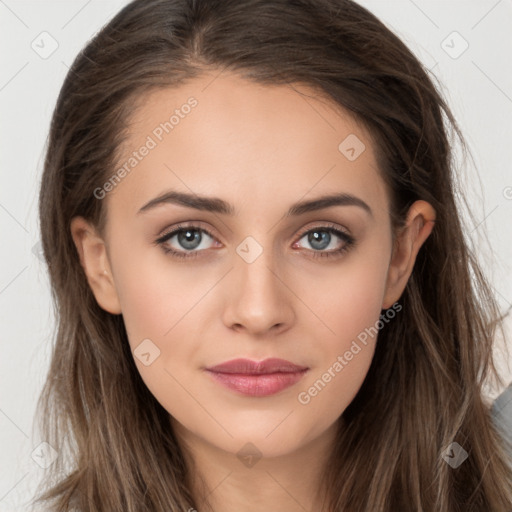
[309,231,330,250]
[179,229,201,249]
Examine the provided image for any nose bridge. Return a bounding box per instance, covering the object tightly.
[236,235,277,290]
[223,234,294,333]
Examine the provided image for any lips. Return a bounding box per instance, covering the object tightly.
[204,358,309,397]
[206,357,308,374]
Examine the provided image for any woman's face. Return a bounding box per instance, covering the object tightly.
[73,71,433,459]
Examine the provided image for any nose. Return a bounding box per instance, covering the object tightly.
[221,243,295,336]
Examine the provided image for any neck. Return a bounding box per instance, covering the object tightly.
[172,418,338,512]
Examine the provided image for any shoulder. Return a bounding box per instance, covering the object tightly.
[491,383,512,455]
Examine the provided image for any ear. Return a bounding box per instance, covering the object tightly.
[382,200,436,309]
[70,216,122,314]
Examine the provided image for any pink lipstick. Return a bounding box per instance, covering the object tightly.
[204,358,309,397]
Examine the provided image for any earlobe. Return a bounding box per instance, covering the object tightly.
[70,216,122,314]
[382,200,436,309]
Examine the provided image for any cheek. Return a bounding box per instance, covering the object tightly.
[295,341,374,437]
[293,243,391,418]
[111,244,214,345]
[299,241,391,351]
[111,259,210,422]
[110,248,229,388]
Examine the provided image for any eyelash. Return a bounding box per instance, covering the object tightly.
[154,222,356,260]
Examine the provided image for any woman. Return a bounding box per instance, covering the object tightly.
[33,0,512,510]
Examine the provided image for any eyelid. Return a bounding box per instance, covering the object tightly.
[294,221,351,239]
[155,220,219,244]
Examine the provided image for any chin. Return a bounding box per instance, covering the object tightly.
[212,418,321,460]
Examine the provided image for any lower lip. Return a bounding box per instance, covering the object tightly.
[205,370,308,397]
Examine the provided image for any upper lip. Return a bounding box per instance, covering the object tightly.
[205,358,308,375]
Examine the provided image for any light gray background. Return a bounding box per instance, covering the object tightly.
[1,0,511,509]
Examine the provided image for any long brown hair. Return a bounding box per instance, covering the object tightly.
[33,0,512,510]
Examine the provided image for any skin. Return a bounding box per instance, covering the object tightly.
[71,71,435,512]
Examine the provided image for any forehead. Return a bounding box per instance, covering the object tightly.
[107,71,389,220]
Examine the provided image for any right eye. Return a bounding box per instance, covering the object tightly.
[155,224,221,259]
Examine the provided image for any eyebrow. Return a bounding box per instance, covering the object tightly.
[137,190,373,218]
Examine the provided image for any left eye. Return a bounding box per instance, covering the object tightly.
[294,227,350,252]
